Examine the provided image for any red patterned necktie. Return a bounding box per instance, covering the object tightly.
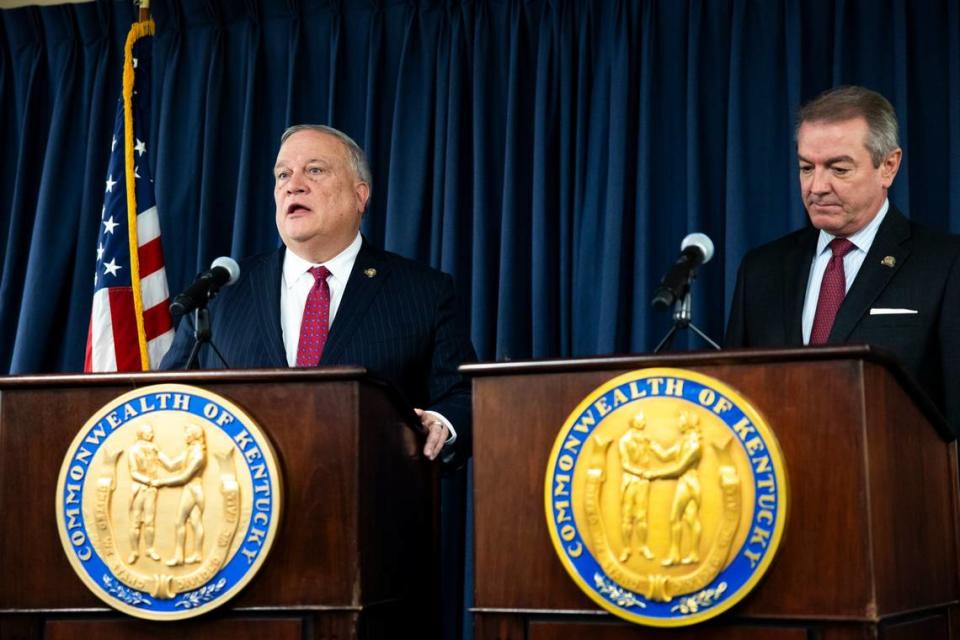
[296,266,332,367]
[809,238,856,345]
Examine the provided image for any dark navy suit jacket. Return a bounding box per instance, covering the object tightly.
[726,206,960,436]
[161,239,477,460]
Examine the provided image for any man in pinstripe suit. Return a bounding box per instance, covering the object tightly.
[161,125,476,462]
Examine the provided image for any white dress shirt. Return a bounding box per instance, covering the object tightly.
[801,199,889,344]
[279,232,456,444]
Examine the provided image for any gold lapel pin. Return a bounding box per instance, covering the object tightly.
[364,268,377,278]
[881,256,896,268]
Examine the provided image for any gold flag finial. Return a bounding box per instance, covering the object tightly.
[136,0,151,21]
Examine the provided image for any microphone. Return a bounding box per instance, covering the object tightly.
[170,256,240,316]
[651,233,714,310]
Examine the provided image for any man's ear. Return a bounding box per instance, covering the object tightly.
[355,182,370,214]
[879,148,902,188]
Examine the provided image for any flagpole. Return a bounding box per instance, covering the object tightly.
[124,2,157,369]
[85,0,172,372]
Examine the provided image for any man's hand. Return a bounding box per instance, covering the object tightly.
[414,408,449,461]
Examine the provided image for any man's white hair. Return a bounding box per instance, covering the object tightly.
[279,124,373,195]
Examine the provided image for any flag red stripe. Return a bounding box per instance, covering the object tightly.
[83,314,94,372]
[138,236,165,278]
[143,301,173,338]
[108,288,142,371]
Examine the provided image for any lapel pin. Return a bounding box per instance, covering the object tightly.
[881,256,896,268]
[364,268,377,278]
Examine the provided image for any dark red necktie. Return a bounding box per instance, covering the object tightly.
[296,266,331,367]
[809,238,855,345]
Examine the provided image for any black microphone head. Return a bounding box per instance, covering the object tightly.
[210,256,241,285]
[680,233,714,263]
[650,233,714,311]
[169,257,241,316]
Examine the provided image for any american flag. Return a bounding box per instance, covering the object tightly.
[84,19,173,372]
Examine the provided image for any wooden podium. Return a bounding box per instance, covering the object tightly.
[465,346,960,639]
[0,367,438,640]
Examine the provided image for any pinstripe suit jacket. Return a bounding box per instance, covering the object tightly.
[726,207,960,436]
[160,239,477,459]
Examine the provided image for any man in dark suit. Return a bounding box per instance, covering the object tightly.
[726,86,960,434]
[161,124,476,461]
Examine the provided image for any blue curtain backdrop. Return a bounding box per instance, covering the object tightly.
[2,0,960,372]
[2,1,960,637]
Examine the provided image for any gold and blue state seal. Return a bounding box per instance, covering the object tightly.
[55,384,282,620]
[544,368,788,627]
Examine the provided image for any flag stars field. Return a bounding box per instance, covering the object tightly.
[103,259,122,277]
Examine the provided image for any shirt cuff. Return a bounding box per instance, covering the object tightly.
[424,410,457,446]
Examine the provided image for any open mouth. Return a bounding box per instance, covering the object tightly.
[287,203,311,215]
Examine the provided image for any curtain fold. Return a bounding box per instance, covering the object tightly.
[2,0,960,372]
[951,0,960,231]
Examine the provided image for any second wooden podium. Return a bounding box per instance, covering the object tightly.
[465,346,960,639]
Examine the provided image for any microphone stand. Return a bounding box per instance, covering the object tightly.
[182,294,230,370]
[653,276,721,354]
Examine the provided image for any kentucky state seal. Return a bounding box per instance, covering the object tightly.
[544,368,788,627]
[55,384,282,620]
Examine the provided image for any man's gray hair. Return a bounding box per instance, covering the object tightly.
[795,85,900,168]
[279,124,373,193]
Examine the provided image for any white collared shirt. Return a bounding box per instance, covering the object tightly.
[801,199,889,344]
[278,232,456,444]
